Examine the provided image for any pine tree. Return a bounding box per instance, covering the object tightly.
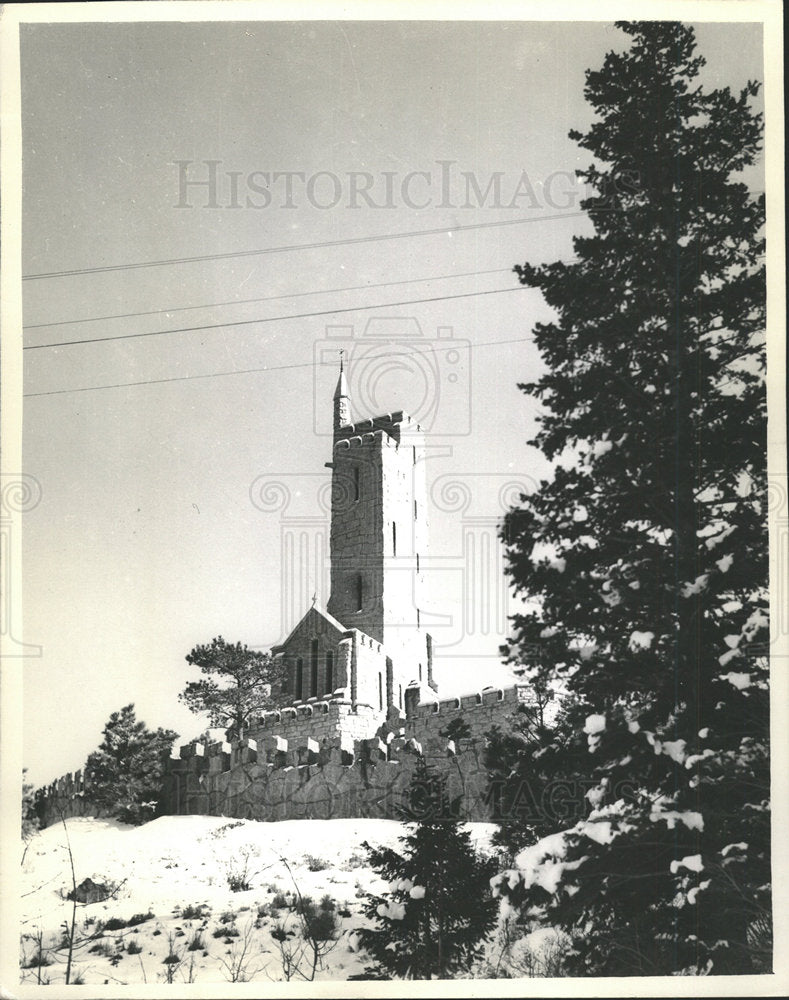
[493,22,768,975]
[22,769,40,845]
[355,759,498,979]
[85,704,178,825]
[180,635,281,740]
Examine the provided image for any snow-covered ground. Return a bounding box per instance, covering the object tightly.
[19,815,498,986]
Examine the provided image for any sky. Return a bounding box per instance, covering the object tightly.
[14,16,766,786]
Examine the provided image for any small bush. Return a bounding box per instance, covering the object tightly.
[126,940,143,955]
[320,894,336,912]
[271,893,288,910]
[270,922,288,942]
[219,910,236,925]
[152,929,162,937]
[103,917,127,931]
[257,904,269,919]
[127,911,155,927]
[22,950,53,969]
[187,931,204,952]
[212,927,227,939]
[338,906,352,918]
[163,954,181,966]
[295,894,314,915]
[227,871,252,892]
[304,908,340,943]
[305,855,329,872]
[179,904,204,921]
[88,941,115,957]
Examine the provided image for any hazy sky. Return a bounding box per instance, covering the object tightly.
[17,17,764,786]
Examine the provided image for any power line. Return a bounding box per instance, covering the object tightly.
[23,335,537,399]
[22,212,584,281]
[24,267,513,331]
[24,284,532,352]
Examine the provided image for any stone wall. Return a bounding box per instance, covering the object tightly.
[34,682,528,827]
[33,771,108,829]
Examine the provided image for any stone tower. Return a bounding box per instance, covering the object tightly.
[271,363,435,725]
[326,364,435,713]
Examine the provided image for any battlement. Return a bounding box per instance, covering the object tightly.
[165,724,494,822]
[33,677,529,828]
[335,411,420,446]
[406,684,524,719]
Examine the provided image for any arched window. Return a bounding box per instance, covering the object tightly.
[310,639,319,697]
[296,659,303,701]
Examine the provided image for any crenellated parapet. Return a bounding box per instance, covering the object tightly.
[162,678,529,822]
[33,768,107,829]
[335,411,419,446]
[35,679,530,827]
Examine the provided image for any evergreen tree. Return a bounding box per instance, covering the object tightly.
[22,769,40,843]
[180,635,281,739]
[355,759,498,979]
[493,22,768,975]
[85,705,178,825]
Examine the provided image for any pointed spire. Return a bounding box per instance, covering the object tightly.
[333,351,350,433]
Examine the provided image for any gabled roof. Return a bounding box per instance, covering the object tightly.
[271,604,348,653]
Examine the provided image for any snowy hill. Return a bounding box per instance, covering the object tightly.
[20,814,498,985]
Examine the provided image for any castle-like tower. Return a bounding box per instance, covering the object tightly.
[271,364,435,729]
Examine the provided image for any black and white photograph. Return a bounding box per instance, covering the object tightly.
[0,1,785,994]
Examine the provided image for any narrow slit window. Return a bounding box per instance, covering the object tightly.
[378,672,383,711]
[310,639,319,697]
[356,574,363,611]
[354,465,360,501]
[414,500,418,520]
[416,552,420,573]
[392,522,397,556]
[325,651,334,694]
[412,445,416,465]
[399,684,403,710]
[417,607,420,629]
[419,662,423,682]
[296,659,303,701]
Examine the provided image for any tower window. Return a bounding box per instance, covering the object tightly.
[392,522,397,556]
[414,500,418,520]
[417,608,420,629]
[412,445,416,465]
[378,672,383,711]
[325,651,334,694]
[399,684,403,710]
[311,639,319,697]
[296,658,303,701]
[416,552,420,573]
[356,574,363,611]
[419,662,423,681]
[354,466,360,501]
